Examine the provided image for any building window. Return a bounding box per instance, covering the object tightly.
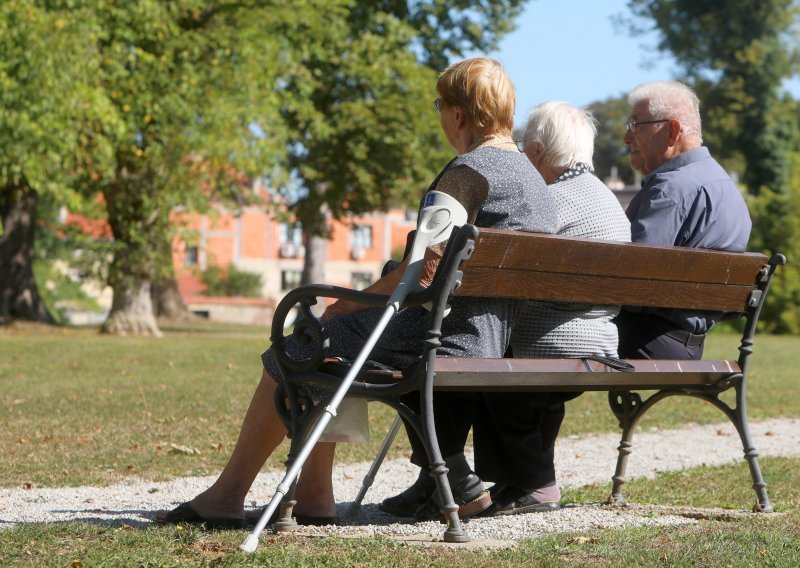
[350,272,373,290]
[350,225,373,248]
[281,269,303,291]
[279,222,304,257]
[350,225,372,259]
[279,222,303,245]
[184,246,199,267]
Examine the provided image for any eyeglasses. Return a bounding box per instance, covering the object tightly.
[434,97,443,112]
[514,140,526,152]
[626,118,670,132]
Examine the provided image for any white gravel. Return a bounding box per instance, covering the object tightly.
[1,418,798,541]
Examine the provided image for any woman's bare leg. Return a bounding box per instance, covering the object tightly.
[159,369,335,520]
[295,441,336,517]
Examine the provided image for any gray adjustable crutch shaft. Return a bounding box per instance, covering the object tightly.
[345,414,402,517]
[240,304,396,553]
[240,190,467,553]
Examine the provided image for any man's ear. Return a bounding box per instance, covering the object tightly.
[667,118,682,146]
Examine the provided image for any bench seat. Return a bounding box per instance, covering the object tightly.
[431,358,741,391]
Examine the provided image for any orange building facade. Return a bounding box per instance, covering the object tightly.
[173,204,417,323]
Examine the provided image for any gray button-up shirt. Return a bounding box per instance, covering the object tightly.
[624,146,752,333]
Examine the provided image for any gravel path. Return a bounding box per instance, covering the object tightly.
[1,418,798,542]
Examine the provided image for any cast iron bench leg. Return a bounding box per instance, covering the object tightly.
[607,390,643,506]
[733,383,773,512]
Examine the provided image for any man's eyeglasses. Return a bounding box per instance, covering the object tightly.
[514,140,526,152]
[434,97,443,112]
[626,118,670,132]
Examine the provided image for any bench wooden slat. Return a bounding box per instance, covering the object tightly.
[431,358,741,392]
[465,230,767,285]
[455,230,767,312]
[457,266,754,311]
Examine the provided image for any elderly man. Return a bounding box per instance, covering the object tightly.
[616,81,752,360]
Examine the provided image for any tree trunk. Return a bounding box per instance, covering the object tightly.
[0,182,55,325]
[151,277,197,321]
[301,234,328,286]
[101,277,162,337]
[301,204,329,317]
[101,173,164,337]
[151,235,197,321]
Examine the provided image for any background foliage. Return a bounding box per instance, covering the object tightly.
[199,264,263,298]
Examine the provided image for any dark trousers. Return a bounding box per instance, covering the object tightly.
[616,311,704,360]
[404,391,478,468]
[402,312,704,490]
[473,392,566,489]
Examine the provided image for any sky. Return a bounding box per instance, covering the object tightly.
[485,0,799,127]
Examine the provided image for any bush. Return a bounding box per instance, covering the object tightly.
[199,264,263,297]
[748,186,800,333]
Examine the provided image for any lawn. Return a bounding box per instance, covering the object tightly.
[1,322,799,566]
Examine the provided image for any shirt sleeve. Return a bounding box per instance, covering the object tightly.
[420,163,487,256]
[431,164,488,224]
[627,189,683,246]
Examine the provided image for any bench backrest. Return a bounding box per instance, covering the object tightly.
[454,229,769,313]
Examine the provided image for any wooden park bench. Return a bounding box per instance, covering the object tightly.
[268,224,785,543]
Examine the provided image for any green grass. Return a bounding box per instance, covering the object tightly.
[1,468,798,566]
[2,324,798,488]
[564,456,800,512]
[1,323,799,566]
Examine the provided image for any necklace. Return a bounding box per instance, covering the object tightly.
[467,133,515,153]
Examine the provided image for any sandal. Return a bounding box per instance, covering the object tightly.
[155,502,248,530]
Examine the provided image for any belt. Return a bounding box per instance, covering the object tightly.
[664,329,706,347]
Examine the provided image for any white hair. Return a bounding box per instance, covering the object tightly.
[523,101,597,169]
[628,81,703,143]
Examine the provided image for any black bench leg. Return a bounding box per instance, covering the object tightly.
[607,390,643,506]
[273,444,301,532]
[273,387,331,532]
[420,388,470,542]
[733,383,773,512]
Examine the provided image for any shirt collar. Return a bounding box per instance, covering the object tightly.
[556,162,594,183]
[642,147,710,187]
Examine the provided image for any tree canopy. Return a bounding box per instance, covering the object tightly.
[624,0,800,194]
[587,96,634,186]
[622,0,800,332]
[0,0,110,323]
[1,0,532,332]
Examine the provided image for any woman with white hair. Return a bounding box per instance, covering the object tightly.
[474,101,630,517]
[514,101,631,356]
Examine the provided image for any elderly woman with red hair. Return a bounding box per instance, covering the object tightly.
[157,57,557,527]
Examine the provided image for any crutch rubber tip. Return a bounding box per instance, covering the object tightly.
[239,535,260,553]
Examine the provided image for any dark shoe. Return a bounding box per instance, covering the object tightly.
[481,485,561,517]
[414,473,491,522]
[379,475,436,517]
[155,502,247,530]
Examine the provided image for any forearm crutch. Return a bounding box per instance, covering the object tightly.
[240,191,467,553]
[344,414,402,517]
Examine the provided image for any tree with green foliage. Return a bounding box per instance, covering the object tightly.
[83,1,304,336]
[279,1,530,287]
[0,1,110,325]
[3,0,530,333]
[587,95,635,186]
